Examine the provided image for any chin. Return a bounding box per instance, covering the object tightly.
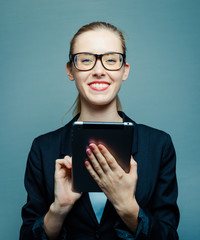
[90,98,116,108]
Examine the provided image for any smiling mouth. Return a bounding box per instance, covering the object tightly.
[89,82,110,91]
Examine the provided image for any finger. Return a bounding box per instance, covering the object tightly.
[86,147,104,177]
[55,157,72,171]
[89,143,111,173]
[97,144,121,172]
[129,156,138,179]
[55,158,73,180]
[64,155,72,168]
[85,160,100,184]
[55,159,64,172]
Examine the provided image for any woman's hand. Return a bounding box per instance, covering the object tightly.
[85,143,139,232]
[44,156,82,239]
[51,156,82,216]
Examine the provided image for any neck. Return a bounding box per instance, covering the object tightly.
[78,99,123,122]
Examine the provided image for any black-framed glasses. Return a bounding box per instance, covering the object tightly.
[70,52,125,71]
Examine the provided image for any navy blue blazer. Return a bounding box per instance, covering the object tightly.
[20,112,179,240]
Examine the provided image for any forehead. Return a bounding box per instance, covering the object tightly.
[73,29,123,54]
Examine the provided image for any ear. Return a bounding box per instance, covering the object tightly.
[122,62,130,82]
[66,63,75,81]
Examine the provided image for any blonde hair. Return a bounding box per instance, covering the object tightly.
[67,21,126,116]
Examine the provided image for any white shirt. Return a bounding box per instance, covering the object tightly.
[88,192,107,223]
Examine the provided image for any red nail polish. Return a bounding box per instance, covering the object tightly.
[85,160,90,167]
[89,144,95,150]
[86,148,92,155]
[98,144,103,151]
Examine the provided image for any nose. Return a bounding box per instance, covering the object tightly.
[92,59,106,78]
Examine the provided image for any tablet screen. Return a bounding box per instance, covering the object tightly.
[72,121,134,192]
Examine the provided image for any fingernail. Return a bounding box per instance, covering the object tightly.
[98,144,103,151]
[85,160,90,167]
[86,148,92,155]
[66,161,71,168]
[89,144,95,150]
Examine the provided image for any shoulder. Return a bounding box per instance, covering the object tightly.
[32,117,75,150]
[122,112,171,142]
[137,123,171,140]
[34,125,66,144]
[30,126,64,152]
[136,124,175,159]
[122,112,174,152]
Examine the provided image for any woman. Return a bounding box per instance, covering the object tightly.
[20,22,179,240]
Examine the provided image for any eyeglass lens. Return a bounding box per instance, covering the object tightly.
[74,53,123,70]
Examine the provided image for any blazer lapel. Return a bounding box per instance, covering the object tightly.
[81,193,99,225]
[60,114,79,158]
[100,199,114,224]
[118,111,138,156]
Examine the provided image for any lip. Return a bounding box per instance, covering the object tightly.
[88,81,110,91]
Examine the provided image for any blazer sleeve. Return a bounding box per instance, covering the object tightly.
[115,134,179,240]
[144,134,180,239]
[19,138,67,240]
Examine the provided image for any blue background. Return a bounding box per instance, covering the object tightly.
[0,0,199,239]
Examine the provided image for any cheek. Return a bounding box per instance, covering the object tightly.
[74,80,84,92]
[74,73,89,91]
[74,71,86,83]
[108,71,124,83]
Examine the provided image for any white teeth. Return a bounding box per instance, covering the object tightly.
[90,83,109,88]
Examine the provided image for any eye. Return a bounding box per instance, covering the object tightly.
[78,54,94,65]
[105,57,118,65]
[107,58,117,63]
[103,54,119,65]
[81,58,92,63]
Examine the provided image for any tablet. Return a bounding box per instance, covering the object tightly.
[71,121,134,192]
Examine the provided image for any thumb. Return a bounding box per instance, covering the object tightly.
[64,155,72,168]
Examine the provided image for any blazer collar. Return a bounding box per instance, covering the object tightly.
[118,111,138,156]
[60,111,138,157]
[60,114,80,157]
